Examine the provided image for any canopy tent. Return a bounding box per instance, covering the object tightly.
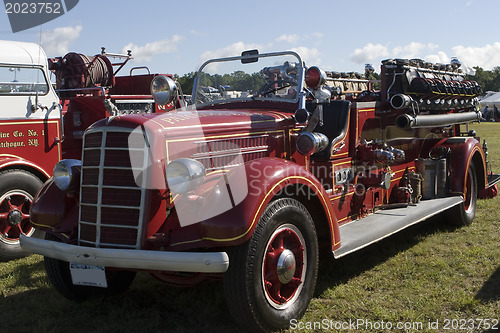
[479,91,500,121]
[479,91,500,108]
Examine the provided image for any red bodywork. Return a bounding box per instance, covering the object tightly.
[0,119,61,178]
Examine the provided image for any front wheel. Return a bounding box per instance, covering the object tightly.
[44,234,136,301]
[0,169,44,261]
[446,164,477,226]
[223,198,319,332]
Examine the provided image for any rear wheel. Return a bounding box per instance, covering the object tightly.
[223,198,318,332]
[446,164,477,226]
[44,234,136,301]
[0,169,43,261]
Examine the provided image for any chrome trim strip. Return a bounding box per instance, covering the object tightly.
[193,134,269,145]
[192,147,268,159]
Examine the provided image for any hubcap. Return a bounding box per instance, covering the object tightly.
[0,191,34,244]
[8,209,23,226]
[277,249,296,284]
[262,224,307,309]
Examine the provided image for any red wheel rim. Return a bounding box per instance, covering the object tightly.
[0,190,34,244]
[262,224,306,309]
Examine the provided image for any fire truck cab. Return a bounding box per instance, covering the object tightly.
[21,50,499,332]
[0,40,61,260]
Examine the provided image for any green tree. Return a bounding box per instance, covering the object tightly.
[175,72,197,95]
[466,67,500,93]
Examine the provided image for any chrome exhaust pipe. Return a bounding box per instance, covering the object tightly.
[390,94,413,109]
[396,111,480,129]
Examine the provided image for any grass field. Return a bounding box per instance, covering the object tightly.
[1,124,499,333]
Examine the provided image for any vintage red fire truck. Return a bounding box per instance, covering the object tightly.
[21,50,498,331]
[0,40,174,260]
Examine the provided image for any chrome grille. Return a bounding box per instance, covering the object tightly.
[192,135,269,171]
[79,127,148,249]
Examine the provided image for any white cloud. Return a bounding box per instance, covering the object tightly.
[291,46,322,66]
[40,25,82,56]
[276,34,300,44]
[393,42,439,59]
[424,51,450,64]
[350,42,443,66]
[451,43,500,70]
[199,41,267,65]
[197,42,319,74]
[198,42,267,73]
[350,43,389,64]
[122,35,183,62]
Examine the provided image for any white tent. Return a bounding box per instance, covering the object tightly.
[479,91,500,121]
[479,91,500,108]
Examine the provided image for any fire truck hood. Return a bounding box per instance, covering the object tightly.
[91,109,295,137]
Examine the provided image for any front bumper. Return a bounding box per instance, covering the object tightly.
[20,235,229,273]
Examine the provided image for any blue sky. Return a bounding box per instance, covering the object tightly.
[1,0,500,76]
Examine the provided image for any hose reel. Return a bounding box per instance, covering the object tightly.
[51,52,114,90]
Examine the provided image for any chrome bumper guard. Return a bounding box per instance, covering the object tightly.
[20,235,229,273]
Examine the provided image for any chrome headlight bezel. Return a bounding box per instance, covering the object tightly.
[53,159,82,191]
[151,75,177,106]
[166,158,206,194]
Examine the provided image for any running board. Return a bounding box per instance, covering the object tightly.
[333,196,463,258]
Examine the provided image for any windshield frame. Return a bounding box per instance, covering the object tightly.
[0,64,50,96]
[191,51,306,109]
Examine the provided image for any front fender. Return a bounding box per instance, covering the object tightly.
[168,158,339,250]
[30,178,79,238]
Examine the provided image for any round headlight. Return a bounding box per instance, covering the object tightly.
[151,75,177,106]
[53,159,82,191]
[166,158,206,194]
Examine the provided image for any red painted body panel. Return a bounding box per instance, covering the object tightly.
[30,178,78,237]
[167,158,340,251]
[0,119,61,178]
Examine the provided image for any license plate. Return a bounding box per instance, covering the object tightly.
[70,263,108,288]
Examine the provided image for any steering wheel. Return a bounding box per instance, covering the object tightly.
[256,79,298,97]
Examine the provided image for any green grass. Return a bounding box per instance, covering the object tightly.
[1,124,499,333]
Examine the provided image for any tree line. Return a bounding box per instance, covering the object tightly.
[174,71,266,95]
[173,66,500,96]
[469,67,500,92]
